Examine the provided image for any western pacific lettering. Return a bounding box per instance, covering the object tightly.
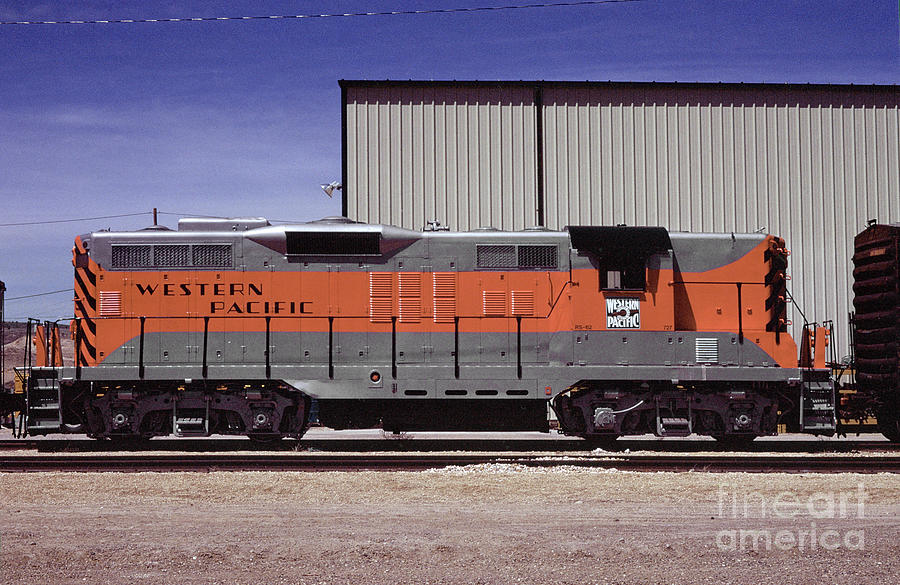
[135,282,263,297]
[209,300,309,315]
[135,282,310,315]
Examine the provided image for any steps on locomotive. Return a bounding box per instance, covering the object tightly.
[172,407,210,437]
[650,395,693,437]
[25,368,62,434]
[800,380,837,433]
[656,416,692,437]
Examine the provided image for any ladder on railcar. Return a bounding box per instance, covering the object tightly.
[21,319,65,436]
[798,321,838,434]
[25,368,63,435]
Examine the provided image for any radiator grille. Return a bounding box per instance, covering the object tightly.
[368,272,393,323]
[111,245,152,268]
[433,273,457,323]
[98,291,122,317]
[154,245,190,267]
[477,245,516,268]
[398,273,422,323]
[192,244,232,268]
[695,338,719,363]
[511,290,535,316]
[518,245,557,269]
[398,298,422,323]
[398,273,422,297]
[477,244,558,269]
[483,291,507,316]
[111,244,232,269]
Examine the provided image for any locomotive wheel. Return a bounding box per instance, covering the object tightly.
[876,407,900,443]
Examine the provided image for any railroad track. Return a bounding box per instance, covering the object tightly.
[1,453,899,473]
[0,437,895,453]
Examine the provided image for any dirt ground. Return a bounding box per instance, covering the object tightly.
[0,467,897,585]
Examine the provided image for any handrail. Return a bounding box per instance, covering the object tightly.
[75,312,553,322]
[73,311,548,381]
[784,287,807,327]
[669,280,766,285]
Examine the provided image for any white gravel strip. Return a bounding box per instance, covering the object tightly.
[424,462,627,475]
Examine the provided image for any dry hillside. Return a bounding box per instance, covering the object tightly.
[2,322,74,390]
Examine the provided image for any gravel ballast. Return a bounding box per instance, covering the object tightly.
[1,468,897,584]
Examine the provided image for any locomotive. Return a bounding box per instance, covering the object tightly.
[8,213,895,444]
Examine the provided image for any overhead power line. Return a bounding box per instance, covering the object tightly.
[0,209,292,228]
[4,314,74,322]
[0,212,150,227]
[6,289,72,301]
[156,211,227,219]
[0,1,646,26]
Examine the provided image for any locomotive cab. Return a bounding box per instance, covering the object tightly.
[552,227,833,442]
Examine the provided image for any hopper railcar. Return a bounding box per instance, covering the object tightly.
[850,222,900,442]
[7,216,839,442]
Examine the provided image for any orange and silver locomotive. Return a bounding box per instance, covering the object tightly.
[16,216,838,442]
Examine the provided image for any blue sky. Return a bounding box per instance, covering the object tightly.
[1,0,898,320]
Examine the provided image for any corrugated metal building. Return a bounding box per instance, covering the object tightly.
[341,80,900,357]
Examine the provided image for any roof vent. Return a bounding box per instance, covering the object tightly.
[287,231,380,256]
[307,216,359,225]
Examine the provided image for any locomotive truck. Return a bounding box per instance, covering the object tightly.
[3,214,864,443]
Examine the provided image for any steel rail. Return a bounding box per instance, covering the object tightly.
[0,438,894,454]
[1,453,899,473]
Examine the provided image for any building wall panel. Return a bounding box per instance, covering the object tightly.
[345,85,538,231]
[343,82,900,356]
[539,88,899,352]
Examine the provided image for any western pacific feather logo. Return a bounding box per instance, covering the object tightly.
[606,297,640,329]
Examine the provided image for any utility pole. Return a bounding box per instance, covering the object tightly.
[0,280,5,391]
